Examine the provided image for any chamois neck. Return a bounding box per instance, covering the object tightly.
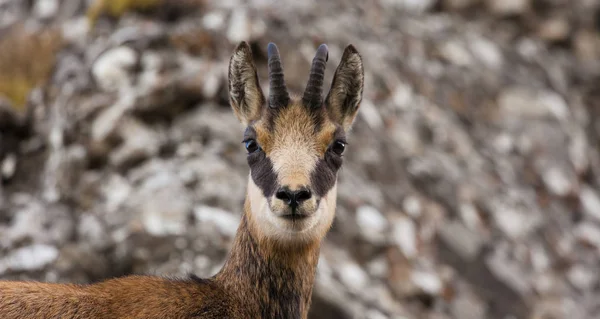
[215,199,321,319]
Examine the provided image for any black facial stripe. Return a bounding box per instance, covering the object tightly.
[311,151,342,197]
[248,151,279,197]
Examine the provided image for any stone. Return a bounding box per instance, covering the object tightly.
[566,265,596,291]
[442,0,480,10]
[439,40,472,66]
[203,11,226,30]
[498,87,569,120]
[34,0,58,19]
[356,205,389,243]
[61,17,89,43]
[538,18,570,42]
[226,8,250,43]
[392,216,417,259]
[91,46,138,92]
[485,244,531,295]
[91,93,136,142]
[438,220,482,260]
[1,153,16,180]
[574,30,600,62]
[1,200,73,249]
[109,118,161,169]
[402,196,422,218]
[194,205,240,238]
[568,131,589,174]
[574,223,600,249]
[579,185,600,222]
[392,83,414,110]
[366,256,389,279]
[410,270,442,295]
[451,293,486,319]
[133,172,193,237]
[100,174,132,214]
[541,166,574,197]
[468,36,503,69]
[486,0,529,16]
[492,202,540,239]
[339,261,369,293]
[379,0,437,13]
[365,309,389,319]
[3,244,59,272]
[77,213,111,250]
[358,99,384,130]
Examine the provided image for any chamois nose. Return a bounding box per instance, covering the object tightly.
[275,186,312,208]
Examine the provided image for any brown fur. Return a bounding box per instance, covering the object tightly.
[0,42,364,319]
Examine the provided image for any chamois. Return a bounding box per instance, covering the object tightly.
[0,41,365,319]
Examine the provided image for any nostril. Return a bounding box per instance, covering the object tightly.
[276,189,292,205]
[295,189,312,203]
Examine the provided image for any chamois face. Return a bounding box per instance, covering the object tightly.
[228,42,364,244]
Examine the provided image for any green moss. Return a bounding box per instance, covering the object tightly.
[0,25,62,112]
[87,0,163,26]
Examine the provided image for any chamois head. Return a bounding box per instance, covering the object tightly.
[228,42,364,245]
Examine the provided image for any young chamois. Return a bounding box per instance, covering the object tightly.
[0,41,364,319]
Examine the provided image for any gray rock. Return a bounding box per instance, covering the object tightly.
[486,0,529,15]
[498,87,569,120]
[410,270,442,295]
[33,0,58,19]
[451,292,486,319]
[442,0,480,10]
[439,40,472,66]
[566,265,596,291]
[194,205,240,238]
[490,197,541,240]
[379,0,437,13]
[226,8,250,43]
[109,118,161,169]
[538,18,570,42]
[468,36,503,69]
[77,213,111,250]
[339,261,369,293]
[91,93,136,142]
[392,216,417,259]
[579,185,600,222]
[131,172,193,237]
[203,11,226,30]
[574,223,600,249]
[2,244,59,272]
[541,166,575,197]
[356,205,389,244]
[438,220,483,261]
[485,243,531,295]
[402,196,422,218]
[92,46,138,92]
[1,153,16,180]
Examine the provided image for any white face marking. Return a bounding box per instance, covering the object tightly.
[247,175,337,243]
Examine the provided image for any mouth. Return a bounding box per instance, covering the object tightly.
[278,206,311,221]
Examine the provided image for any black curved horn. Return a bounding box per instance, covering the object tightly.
[302,44,329,109]
[267,42,289,108]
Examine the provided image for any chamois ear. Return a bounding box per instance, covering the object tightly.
[325,45,364,131]
[228,41,266,125]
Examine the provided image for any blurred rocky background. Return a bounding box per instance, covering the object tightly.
[1,0,599,318]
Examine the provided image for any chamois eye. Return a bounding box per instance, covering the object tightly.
[331,140,346,156]
[244,139,260,153]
